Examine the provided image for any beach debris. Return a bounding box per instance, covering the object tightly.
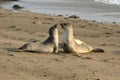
[28,39,39,42]
[0,13,3,15]
[34,17,39,20]
[69,15,80,18]
[116,31,120,33]
[10,0,19,1]
[12,4,24,10]
[81,56,92,60]
[9,25,16,28]
[32,21,36,24]
[92,20,96,22]
[80,25,86,28]
[112,22,116,24]
[51,58,62,62]
[105,32,112,35]
[96,79,100,80]
[58,15,63,17]
[15,28,22,31]
[45,17,54,20]
[7,54,14,56]
[100,44,107,46]
[64,17,68,19]
[32,21,41,24]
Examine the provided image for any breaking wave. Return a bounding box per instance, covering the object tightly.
[95,0,120,5]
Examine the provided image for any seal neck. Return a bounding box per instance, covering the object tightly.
[67,27,74,40]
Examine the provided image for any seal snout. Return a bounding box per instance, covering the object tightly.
[60,24,64,28]
[60,23,66,28]
[60,23,70,29]
[53,24,58,29]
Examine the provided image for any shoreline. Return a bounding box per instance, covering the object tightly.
[1,5,120,24]
[1,0,120,23]
[0,6,120,80]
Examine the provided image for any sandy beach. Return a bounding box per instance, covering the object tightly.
[0,7,120,80]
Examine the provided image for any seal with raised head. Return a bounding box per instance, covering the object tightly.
[60,23,104,56]
[18,24,59,53]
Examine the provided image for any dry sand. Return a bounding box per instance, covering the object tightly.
[0,7,120,80]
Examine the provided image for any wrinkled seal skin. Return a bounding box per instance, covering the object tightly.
[18,24,59,53]
[60,23,93,55]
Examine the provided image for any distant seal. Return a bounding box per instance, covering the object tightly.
[12,4,24,10]
[18,24,59,53]
[60,23,104,56]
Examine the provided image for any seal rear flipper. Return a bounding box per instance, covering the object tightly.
[6,48,24,52]
[7,44,30,52]
[18,44,29,50]
[92,48,104,53]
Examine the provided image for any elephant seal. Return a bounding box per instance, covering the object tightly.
[18,24,59,53]
[60,23,104,56]
[12,4,24,10]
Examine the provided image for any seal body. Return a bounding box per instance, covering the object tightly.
[18,24,58,53]
[60,23,92,55]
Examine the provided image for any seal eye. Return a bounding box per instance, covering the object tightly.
[63,23,70,26]
[53,24,57,28]
[52,25,56,30]
[63,23,67,26]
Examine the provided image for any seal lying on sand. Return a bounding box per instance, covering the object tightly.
[12,4,24,10]
[17,24,59,53]
[60,23,104,56]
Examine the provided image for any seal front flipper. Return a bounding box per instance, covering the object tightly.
[6,47,24,52]
[92,48,104,53]
[18,43,30,50]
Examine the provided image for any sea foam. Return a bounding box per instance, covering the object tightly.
[95,0,120,5]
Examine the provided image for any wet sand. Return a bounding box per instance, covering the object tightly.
[1,0,120,22]
[0,7,120,80]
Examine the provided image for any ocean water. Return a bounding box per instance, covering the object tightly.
[0,0,120,23]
